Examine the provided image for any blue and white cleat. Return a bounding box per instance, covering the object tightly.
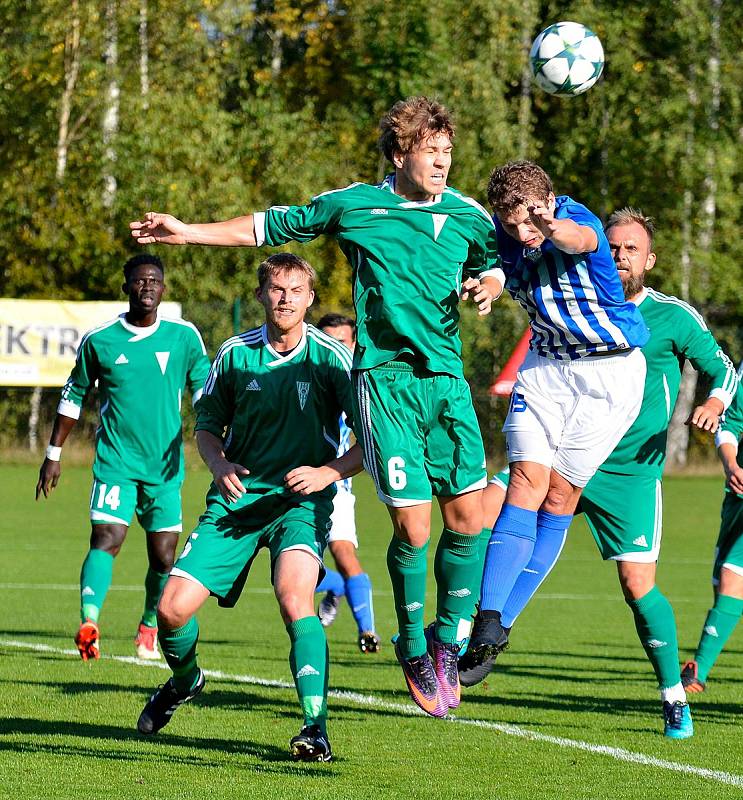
[663,701,694,739]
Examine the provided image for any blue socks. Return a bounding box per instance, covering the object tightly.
[345,573,375,633]
[501,510,571,627]
[316,568,345,596]
[480,504,538,611]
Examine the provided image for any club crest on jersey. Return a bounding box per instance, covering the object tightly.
[296,381,311,410]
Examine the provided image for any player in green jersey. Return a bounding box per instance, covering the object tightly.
[136,254,362,762]
[682,363,743,694]
[466,209,738,739]
[35,254,210,662]
[130,96,505,717]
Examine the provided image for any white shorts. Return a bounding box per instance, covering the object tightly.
[328,488,358,547]
[503,348,646,487]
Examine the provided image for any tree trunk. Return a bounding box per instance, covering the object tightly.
[56,0,81,183]
[516,17,533,158]
[139,0,149,110]
[102,0,119,211]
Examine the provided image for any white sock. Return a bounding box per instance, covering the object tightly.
[660,682,687,704]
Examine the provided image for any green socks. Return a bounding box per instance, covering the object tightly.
[142,568,169,628]
[627,586,681,689]
[287,616,329,734]
[80,548,114,623]
[694,594,743,682]
[434,528,481,645]
[387,537,429,658]
[159,617,201,692]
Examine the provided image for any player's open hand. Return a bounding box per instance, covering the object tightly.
[285,465,336,495]
[685,399,723,433]
[460,277,495,315]
[129,212,189,245]
[210,460,250,503]
[35,459,61,500]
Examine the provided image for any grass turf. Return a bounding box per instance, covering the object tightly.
[2,463,742,799]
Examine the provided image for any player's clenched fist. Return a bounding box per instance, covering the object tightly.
[130,212,189,245]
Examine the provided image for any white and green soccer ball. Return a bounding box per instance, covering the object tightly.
[529,21,605,96]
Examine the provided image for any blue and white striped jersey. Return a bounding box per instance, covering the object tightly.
[335,413,353,493]
[497,196,649,360]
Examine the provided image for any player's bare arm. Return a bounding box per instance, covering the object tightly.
[35,413,77,500]
[285,443,364,496]
[686,397,725,433]
[196,429,250,503]
[718,441,743,495]
[528,204,598,254]
[460,275,503,316]
[130,212,257,247]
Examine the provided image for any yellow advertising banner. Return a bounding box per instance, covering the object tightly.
[0,299,182,387]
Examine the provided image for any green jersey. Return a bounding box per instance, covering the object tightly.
[255,175,502,377]
[599,288,738,478]
[59,314,210,484]
[716,360,743,497]
[194,323,355,516]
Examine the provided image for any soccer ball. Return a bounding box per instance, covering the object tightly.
[529,21,604,96]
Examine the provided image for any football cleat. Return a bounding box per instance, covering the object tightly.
[290,724,333,762]
[134,623,161,660]
[457,610,510,687]
[431,637,461,709]
[358,631,381,654]
[394,639,447,718]
[317,591,340,627]
[680,660,706,694]
[663,700,694,739]
[137,670,205,735]
[75,620,100,662]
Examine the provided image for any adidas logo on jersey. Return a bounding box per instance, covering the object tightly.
[245,379,261,391]
[114,354,129,365]
[401,601,423,612]
[704,625,719,638]
[632,535,649,547]
[370,208,388,215]
[447,588,471,598]
[646,638,667,649]
[295,664,320,678]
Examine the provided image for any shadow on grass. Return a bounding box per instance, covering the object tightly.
[0,717,340,773]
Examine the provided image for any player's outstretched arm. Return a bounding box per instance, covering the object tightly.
[196,430,250,503]
[285,443,364,496]
[686,397,724,433]
[129,212,257,247]
[35,414,77,500]
[527,204,597,254]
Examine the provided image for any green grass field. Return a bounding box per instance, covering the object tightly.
[2,463,742,799]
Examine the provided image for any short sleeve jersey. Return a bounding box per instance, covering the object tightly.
[254,175,501,377]
[716,360,743,498]
[59,314,210,484]
[598,289,738,478]
[195,323,355,514]
[496,196,650,359]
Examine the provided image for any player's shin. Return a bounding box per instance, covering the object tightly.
[693,594,743,683]
[80,548,114,622]
[142,568,169,628]
[387,537,429,658]
[434,528,480,644]
[159,617,201,692]
[344,573,374,633]
[287,616,329,734]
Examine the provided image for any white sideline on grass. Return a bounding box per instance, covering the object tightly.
[2,638,742,789]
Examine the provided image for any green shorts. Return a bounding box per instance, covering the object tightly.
[89,475,182,532]
[171,495,333,607]
[352,362,487,506]
[713,492,743,583]
[579,470,662,562]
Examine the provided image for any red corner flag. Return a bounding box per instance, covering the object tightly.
[489,328,530,396]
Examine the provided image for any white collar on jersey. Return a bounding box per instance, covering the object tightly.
[383,174,444,208]
[118,312,161,340]
[629,287,649,306]
[263,322,308,367]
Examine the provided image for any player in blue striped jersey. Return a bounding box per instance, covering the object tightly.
[313,314,379,653]
[466,162,650,670]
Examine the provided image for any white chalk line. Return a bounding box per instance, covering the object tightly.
[1,638,741,788]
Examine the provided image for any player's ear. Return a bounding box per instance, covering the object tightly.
[546,192,556,211]
[392,149,405,169]
[122,281,128,295]
[645,251,656,271]
[307,290,315,308]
